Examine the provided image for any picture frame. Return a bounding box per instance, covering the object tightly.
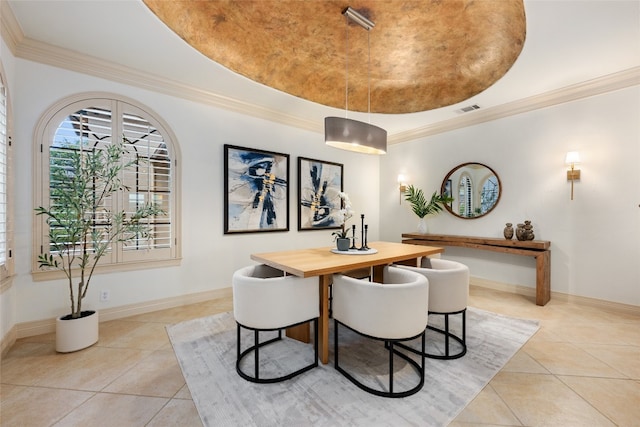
[298,157,344,231]
[224,144,289,234]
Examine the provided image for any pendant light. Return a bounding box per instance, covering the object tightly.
[325,7,387,155]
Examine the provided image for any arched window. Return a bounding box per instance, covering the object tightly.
[480,175,499,214]
[458,175,472,217]
[34,94,180,275]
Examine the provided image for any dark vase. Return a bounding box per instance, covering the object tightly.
[524,220,535,240]
[503,223,514,240]
[336,238,350,251]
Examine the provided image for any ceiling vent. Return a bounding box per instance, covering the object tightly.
[457,104,481,113]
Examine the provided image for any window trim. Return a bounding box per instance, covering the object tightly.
[32,92,182,277]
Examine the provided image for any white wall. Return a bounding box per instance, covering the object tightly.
[380,87,640,306]
[9,57,380,325]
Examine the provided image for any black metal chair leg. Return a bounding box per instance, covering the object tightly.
[462,310,466,344]
[389,342,394,394]
[334,320,339,368]
[237,323,241,361]
[444,314,450,357]
[254,330,259,380]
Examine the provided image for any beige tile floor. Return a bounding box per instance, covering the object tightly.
[1,286,639,426]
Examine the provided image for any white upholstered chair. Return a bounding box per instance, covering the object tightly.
[332,266,429,398]
[232,264,319,383]
[398,257,470,359]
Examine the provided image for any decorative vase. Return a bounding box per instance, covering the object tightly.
[503,223,514,240]
[417,218,428,234]
[524,220,535,240]
[336,238,350,251]
[56,310,99,353]
[516,223,526,241]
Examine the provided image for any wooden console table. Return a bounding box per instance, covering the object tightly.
[402,233,551,306]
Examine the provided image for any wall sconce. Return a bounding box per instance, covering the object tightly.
[565,151,581,200]
[397,174,407,204]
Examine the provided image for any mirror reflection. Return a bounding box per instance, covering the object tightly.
[441,162,501,219]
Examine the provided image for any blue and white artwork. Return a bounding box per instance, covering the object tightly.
[224,145,289,233]
[298,157,343,230]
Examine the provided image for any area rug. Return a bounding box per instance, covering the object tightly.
[167,308,539,427]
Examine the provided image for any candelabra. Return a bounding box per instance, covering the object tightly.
[350,224,357,249]
[362,224,370,250]
[358,214,370,251]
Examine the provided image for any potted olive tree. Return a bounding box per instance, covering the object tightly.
[35,139,162,352]
[404,184,454,234]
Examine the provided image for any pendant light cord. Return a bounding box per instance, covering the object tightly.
[344,15,349,118]
[367,30,371,124]
[342,8,373,123]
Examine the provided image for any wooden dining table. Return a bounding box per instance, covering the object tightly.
[250,241,444,364]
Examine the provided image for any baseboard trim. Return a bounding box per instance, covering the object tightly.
[471,277,640,315]
[1,325,17,358]
[14,287,233,339]
[6,280,637,351]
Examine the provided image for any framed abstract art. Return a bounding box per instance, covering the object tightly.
[224,144,289,234]
[297,157,343,231]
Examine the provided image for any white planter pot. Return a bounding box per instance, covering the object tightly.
[417,218,428,234]
[56,310,99,353]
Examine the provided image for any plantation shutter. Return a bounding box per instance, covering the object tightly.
[120,103,172,261]
[0,74,8,277]
[458,176,472,217]
[49,102,117,264]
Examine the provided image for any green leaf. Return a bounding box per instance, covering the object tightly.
[403,184,454,218]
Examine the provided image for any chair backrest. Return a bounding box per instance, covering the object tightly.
[399,258,469,313]
[232,264,319,329]
[332,266,429,340]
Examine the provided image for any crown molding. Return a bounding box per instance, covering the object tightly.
[0,0,23,54]
[3,6,638,144]
[14,36,323,134]
[389,66,640,144]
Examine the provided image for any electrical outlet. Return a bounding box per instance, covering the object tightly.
[100,290,110,302]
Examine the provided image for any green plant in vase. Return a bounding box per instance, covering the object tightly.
[403,184,454,234]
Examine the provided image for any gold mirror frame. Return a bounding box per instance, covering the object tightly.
[441,162,501,219]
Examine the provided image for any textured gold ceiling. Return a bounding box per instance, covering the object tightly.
[143,0,526,114]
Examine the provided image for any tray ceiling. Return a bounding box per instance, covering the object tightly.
[143,0,526,114]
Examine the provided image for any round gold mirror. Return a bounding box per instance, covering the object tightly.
[441,163,501,219]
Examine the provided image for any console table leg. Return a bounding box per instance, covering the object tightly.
[536,251,551,306]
